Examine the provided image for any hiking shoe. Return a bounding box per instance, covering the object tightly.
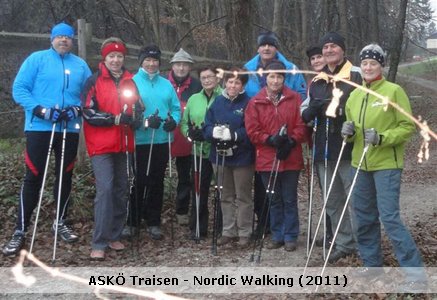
[108,241,125,251]
[147,226,162,240]
[90,249,105,261]
[217,236,234,246]
[238,237,251,248]
[2,232,25,256]
[284,241,297,252]
[121,226,138,238]
[176,214,189,226]
[52,220,79,243]
[315,237,334,249]
[265,240,284,249]
[328,249,354,263]
[352,267,385,279]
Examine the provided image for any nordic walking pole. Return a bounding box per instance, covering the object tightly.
[30,122,56,254]
[322,118,330,260]
[306,117,318,257]
[168,131,175,248]
[52,120,67,262]
[197,142,203,242]
[315,143,370,292]
[211,150,220,255]
[304,137,348,274]
[254,158,280,263]
[193,142,200,243]
[249,158,277,262]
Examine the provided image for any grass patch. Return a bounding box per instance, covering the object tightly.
[398,57,437,76]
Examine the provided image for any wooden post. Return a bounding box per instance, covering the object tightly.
[77,19,88,168]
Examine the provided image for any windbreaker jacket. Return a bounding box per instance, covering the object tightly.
[345,77,415,171]
[13,47,91,133]
[245,87,306,172]
[167,72,202,157]
[203,91,255,167]
[81,63,142,156]
[133,68,181,145]
[244,51,307,100]
[181,86,223,158]
[301,59,362,162]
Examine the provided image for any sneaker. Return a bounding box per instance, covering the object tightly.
[121,226,138,238]
[108,241,125,251]
[328,249,354,263]
[217,236,234,246]
[265,240,284,249]
[90,249,105,261]
[176,214,189,226]
[2,232,25,256]
[52,220,79,243]
[284,241,297,252]
[147,226,162,240]
[238,237,251,248]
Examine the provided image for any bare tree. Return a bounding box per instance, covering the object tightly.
[387,0,409,82]
[224,0,253,61]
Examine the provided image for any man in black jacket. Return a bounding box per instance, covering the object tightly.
[302,32,361,263]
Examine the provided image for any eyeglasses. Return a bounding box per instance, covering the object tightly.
[200,75,217,81]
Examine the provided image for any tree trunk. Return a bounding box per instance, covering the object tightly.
[387,0,408,82]
[225,0,253,61]
[272,0,282,34]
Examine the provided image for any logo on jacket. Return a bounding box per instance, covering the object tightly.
[234,108,244,116]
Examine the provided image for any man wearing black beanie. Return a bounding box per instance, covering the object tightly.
[301,31,361,264]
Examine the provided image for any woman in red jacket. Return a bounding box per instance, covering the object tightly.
[82,37,143,260]
[245,60,306,251]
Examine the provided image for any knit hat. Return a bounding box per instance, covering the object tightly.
[320,32,346,51]
[265,60,286,76]
[50,22,75,41]
[138,44,161,65]
[306,45,322,60]
[257,31,279,48]
[170,48,194,64]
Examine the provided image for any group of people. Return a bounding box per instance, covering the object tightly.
[2,21,427,287]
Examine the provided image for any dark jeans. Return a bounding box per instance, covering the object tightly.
[189,157,213,237]
[260,170,300,243]
[128,143,168,227]
[16,131,79,232]
[253,172,269,235]
[175,155,192,215]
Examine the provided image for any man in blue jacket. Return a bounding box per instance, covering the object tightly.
[2,22,92,256]
[244,31,307,239]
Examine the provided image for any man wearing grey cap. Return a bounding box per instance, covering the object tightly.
[167,48,202,226]
[301,32,361,263]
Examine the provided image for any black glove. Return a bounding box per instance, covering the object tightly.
[145,114,162,129]
[276,138,296,160]
[188,126,205,142]
[59,106,81,122]
[33,105,61,122]
[302,99,326,122]
[267,134,288,149]
[163,115,177,132]
[132,116,143,129]
[115,112,133,125]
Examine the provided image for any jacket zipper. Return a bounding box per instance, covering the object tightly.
[360,92,369,169]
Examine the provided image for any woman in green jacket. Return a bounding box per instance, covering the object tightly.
[342,43,426,289]
[180,66,222,240]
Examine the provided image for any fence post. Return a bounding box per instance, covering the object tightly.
[77,19,88,168]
